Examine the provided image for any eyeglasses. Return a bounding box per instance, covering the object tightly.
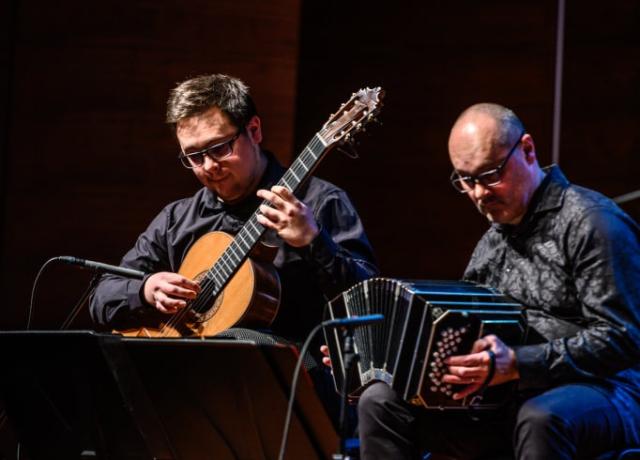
[450,131,525,193]
[178,133,241,169]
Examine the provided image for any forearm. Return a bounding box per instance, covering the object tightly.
[515,319,640,390]
[89,274,148,328]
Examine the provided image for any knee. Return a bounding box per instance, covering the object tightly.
[358,382,400,421]
[515,397,570,448]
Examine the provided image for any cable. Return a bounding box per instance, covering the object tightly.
[27,257,60,330]
[614,189,640,205]
[277,321,325,460]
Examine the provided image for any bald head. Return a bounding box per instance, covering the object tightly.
[449,103,524,162]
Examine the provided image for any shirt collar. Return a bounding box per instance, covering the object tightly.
[494,165,569,235]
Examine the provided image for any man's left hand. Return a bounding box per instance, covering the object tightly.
[256,185,319,247]
[442,334,520,400]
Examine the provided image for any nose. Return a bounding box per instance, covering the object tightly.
[201,154,220,171]
[471,181,491,200]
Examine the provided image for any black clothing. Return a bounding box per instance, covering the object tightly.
[463,166,640,443]
[359,380,627,460]
[89,152,378,341]
[359,166,640,459]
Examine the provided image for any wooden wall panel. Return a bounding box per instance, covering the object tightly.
[3,0,639,330]
[296,0,640,282]
[1,0,300,328]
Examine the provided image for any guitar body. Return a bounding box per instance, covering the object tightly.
[122,231,281,338]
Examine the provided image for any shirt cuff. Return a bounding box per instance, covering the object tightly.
[514,344,552,390]
[126,277,150,313]
[302,226,340,269]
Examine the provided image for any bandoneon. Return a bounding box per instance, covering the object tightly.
[324,278,527,410]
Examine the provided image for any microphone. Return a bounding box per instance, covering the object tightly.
[57,256,147,280]
[322,313,384,328]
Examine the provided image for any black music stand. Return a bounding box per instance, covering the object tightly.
[0,331,337,459]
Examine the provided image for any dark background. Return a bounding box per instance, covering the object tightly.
[1,0,639,330]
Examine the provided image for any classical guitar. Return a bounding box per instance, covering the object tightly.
[121,87,384,338]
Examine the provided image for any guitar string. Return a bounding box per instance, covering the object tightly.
[159,135,326,336]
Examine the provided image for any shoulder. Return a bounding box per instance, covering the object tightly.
[300,176,350,205]
[563,184,637,232]
[558,185,640,259]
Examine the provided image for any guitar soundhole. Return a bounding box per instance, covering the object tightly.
[190,272,224,323]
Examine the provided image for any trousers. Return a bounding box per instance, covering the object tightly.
[358,381,630,460]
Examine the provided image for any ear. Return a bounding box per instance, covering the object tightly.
[245,115,263,144]
[521,133,537,164]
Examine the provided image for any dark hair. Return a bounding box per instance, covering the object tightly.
[457,103,525,147]
[166,74,258,130]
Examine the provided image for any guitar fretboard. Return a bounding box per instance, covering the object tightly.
[201,133,329,297]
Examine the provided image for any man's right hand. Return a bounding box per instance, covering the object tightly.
[143,272,201,314]
[320,345,332,368]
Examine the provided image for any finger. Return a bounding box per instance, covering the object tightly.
[320,345,330,356]
[441,374,480,385]
[256,213,279,231]
[154,301,174,314]
[271,185,295,202]
[445,365,484,379]
[470,337,489,354]
[259,204,285,223]
[446,351,487,367]
[156,272,200,292]
[165,274,201,291]
[154,298,182,314]
[322,357,332,368]
[265,186,300,211]
[452,383,482,400]
[160,282,199,300]
[257,189,286,209]
[155,292,188,311]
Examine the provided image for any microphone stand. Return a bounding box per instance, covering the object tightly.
[333,325,360,460]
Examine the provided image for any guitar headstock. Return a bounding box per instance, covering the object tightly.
[318,87,384,147]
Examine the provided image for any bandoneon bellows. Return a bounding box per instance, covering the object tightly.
[323,278,527,410]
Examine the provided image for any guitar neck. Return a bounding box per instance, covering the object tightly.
[203,133,329,295]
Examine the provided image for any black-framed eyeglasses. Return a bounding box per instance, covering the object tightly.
[450,130,525,193]
[178,132,241,169]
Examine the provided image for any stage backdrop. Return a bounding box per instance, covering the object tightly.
[1,0,639,330]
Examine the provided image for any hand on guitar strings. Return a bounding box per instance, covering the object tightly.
[256,185,320,247]
[143,272,201,314]
[442,334,520,400]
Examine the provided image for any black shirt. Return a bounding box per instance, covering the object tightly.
[463,166,640,444]
[90,152,378,341]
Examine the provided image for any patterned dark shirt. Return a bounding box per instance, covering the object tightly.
[89,152,378,341]
[463,166,640,443]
